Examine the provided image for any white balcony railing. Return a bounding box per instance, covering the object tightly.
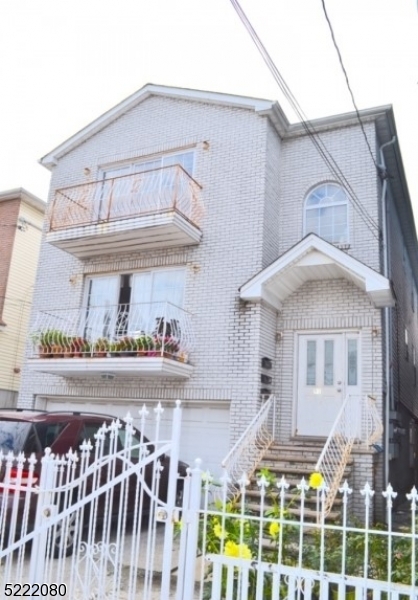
[30,301,193,363]
[47,165,204,232]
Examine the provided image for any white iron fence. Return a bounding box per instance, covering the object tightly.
[191,464,418,600]
[47,165,204,232]
[30,301,193,362]
[0,401,198,600]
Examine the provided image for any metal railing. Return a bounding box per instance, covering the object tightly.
[196,467,418,600]
[315,394,384,517]
[220,395,276,497]
[46,165,204,232]
[30,301,193,362]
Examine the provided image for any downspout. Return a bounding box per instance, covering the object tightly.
[379,136,396,490]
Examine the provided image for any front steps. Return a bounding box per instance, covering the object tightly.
[245,441,353,523]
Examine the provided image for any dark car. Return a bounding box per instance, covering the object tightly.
[0,409,188,555]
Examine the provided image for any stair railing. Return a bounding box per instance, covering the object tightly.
[220,395,276,497]
[315,394,383,518]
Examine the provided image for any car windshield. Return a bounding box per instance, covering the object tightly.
[0,421,32,454]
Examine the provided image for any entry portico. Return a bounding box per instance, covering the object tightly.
[240,234,394,440]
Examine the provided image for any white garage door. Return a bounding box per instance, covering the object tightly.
[40,398,230,479]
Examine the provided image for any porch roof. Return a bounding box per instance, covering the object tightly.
[239,234,395,310]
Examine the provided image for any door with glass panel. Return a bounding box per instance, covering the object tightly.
[296,333,361,437]
[83,269,185,343]
[99,151,195,220]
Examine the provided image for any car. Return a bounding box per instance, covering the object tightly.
[0,409,188,556]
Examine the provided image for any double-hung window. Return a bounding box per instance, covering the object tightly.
[83,268,185,341]
[304,183,349,244]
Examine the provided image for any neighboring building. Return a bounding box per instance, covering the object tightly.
[18,85,418,514]
[0,188,45,407]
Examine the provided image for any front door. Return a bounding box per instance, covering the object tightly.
[296,332,361,437]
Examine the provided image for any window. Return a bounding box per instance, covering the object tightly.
[98,151,195,220]
[405,328,409,362]
[306,341,316,386]
[347,339,358,386]
[84,268,185,340]
[304,184,348,244]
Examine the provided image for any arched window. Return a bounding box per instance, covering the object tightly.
[304,184,349,244]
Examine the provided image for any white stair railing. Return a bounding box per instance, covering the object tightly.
[315,394,383,518]
[220,395,276,497]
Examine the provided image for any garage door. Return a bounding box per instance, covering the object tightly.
[40,398,230,479]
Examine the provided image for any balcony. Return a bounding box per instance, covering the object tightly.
[45,166,203,258]
[27,302,194,379]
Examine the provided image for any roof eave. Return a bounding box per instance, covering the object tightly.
[39,83,279,169]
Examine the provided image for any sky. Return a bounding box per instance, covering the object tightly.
[1,0,417,217]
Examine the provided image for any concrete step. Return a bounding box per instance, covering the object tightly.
[246,502,340,522]
[244,488,344,507]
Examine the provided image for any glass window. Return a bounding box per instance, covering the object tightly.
[306,341,316,386]
[347,339,358,386]
[305,184,348,244]
[405,328,409,361]
[324,340,334,386]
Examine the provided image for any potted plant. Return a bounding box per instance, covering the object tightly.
[134,335,154,356]
[68,336,86,358]
[118,336,136,357]
[37,329,67,358]
[93,338,109,357]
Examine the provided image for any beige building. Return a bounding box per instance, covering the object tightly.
[0,188,45,407]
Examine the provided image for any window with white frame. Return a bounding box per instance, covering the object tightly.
[83,268,185,340]
[304,183,349,244]
[101,150,195,185]
[97,150,195,220]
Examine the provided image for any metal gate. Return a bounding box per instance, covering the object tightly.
[0,401,201,600]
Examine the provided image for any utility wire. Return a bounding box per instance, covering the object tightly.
[320,0,379,171]
[229,0,380,239]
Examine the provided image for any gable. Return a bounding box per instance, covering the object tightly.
[239,234,395,310]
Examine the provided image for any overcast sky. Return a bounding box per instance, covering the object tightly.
[1,1,417,217]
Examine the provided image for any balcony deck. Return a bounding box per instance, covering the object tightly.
[46,210,202,258]
[28,355,193,379]
[45,165,203,258]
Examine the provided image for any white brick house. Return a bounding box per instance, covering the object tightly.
[19,84,418,505]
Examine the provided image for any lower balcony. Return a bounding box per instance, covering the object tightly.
[28,302,194,380]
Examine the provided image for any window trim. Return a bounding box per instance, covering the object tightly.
[99,149,196,181]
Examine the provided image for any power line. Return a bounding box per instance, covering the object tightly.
[320,0,379,171]
[229,0,381,239]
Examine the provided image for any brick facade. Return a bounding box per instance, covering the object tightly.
[18,86,418,507]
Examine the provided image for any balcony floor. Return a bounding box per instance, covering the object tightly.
[28,356,193,379]
[46,211,202,258]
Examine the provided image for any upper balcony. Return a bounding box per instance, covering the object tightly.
[27,301,194,379]
[45,165,203,258]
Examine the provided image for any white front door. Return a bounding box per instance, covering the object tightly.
[296,332,361,437]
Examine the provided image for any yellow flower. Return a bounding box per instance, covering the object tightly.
[269,521,280,537]
[213,522,227,539]
[224,540,252,560]
[309,472,324,489]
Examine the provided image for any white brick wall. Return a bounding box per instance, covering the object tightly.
[18,90,418,511]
